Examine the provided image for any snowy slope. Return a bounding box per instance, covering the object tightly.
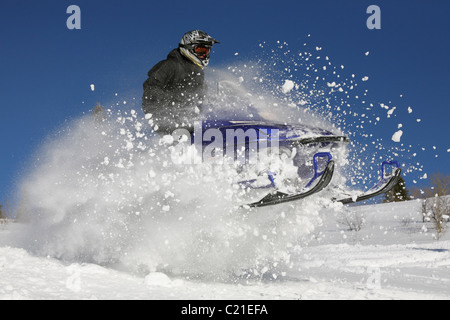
[1,199,449,300]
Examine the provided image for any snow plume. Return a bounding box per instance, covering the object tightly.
[204,60,339,135]
[6,38,426,282]
[212,39,427,188]
[9,107,325,281]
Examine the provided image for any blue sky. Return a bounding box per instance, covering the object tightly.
[1,0,449,208]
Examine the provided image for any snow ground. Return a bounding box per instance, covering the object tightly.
[1,199,449,300]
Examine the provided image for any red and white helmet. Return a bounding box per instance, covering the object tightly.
[179,30,220,68]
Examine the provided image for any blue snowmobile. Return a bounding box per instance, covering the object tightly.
[189,119,402,208]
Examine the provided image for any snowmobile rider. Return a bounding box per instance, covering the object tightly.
[142,30,220,135]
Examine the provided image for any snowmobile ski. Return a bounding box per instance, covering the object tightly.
[333,161,402,205]
[245,155,335,208]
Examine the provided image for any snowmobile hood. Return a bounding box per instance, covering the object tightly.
[194,119,350,150]
[202,120,345,140]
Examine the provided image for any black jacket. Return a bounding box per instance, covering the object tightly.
[142,48,206,134]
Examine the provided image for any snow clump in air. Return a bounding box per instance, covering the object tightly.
[281,80,295,94]
[392,130,403,142]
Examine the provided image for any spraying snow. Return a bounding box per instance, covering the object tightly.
[8,73,336,281]
[3,39,426,284]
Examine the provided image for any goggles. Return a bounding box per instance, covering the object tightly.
[194,45,211,55]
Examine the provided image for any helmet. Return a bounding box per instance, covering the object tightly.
[179,30,220,68]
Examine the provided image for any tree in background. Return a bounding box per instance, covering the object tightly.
[411,173,450,199]
[93,102,105,122]
[0,204,5,219]
[412,173,450,240]
[383,175,411,203]
[429,173,450,197]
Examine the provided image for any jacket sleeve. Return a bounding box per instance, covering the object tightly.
[142,60,174,115]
